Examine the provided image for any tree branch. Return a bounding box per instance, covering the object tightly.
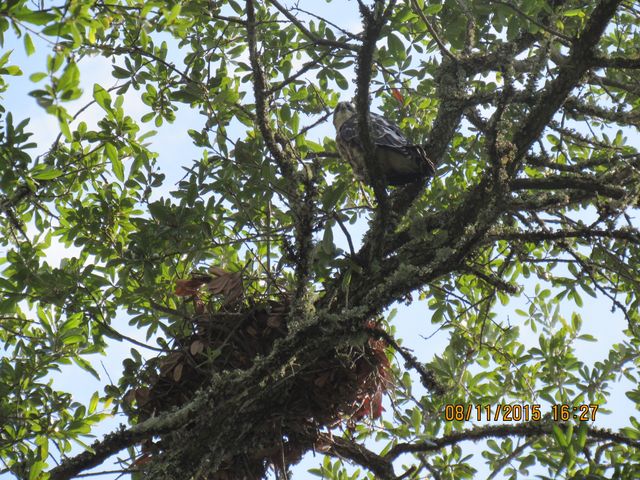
[322,434,396,480]
[463,265,520,294]
[268,0,359,51]
[354,0,395,205]
[370,327,444,394]
[245,0,298,183]
[513,0,624,159]
[592,54,640,69]
[386,422,640,459]
[485,227,640,245]
[509,176,628,199]
[410,0,456,60]
[245,0,317,315]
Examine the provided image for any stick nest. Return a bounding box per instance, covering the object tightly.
[124,268,391,479]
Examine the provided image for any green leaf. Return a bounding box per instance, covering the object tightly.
[424,4,443,14]
[28,461,46,480]
[35,435,48,459]
[104,142,117,163]
[73,356,100,380]
[58,61,80,92]
[105,143,125,181]
[411,408,422,431]
[112,65,130,79]
[24,33,35,56]
[30,72,47,82]
[15,10,57,25]
[72,437,96,454]
[62,334,84,345]
[1,65,22,76]
[552,425,567,447]
[388,33,405,57]
[575,422,588,449]
[577,334,597,342]
[334,71,349,90]
[47,53,64,73]
[93,84,112,112]
[322,223,334,254]
[59,116,71,140]
[564,9,584,17]
[32,167,63,180]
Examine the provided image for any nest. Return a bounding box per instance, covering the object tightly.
[125,268,391,479]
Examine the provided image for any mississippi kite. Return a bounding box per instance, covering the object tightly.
[333,101,435,186]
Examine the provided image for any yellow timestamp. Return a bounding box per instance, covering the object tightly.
[551,403,599,421]
[443,404,599,422]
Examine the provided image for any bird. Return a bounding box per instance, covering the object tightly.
[333,101,435,186]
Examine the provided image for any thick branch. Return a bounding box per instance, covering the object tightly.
[351,1,396,269]
[564,95,640,126]
[510,176,628,199]
[506,190,595,213]
[486,227,640,245]
[323,435,396,480]
[421,58,467,169]
[513,0,623,158]
[48,425,142,480]
[592,54,640,69]
[48,397,205,480]
[526,152,615,173]
[354,1,394,205]
[387,422,640,459]
[370,327,444,394]
[246,0,317,312]
[245,0,298,182]
[459,33,538,75]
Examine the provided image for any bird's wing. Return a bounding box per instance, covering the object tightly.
[337,111,435,185]
[369,112,409,149]
[369,113,435,180]
[338,112,407,148]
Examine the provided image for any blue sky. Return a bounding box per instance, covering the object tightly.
[1,1,637,478]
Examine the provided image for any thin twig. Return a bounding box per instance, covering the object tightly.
[410,0,457,60]
[268,0,358,51]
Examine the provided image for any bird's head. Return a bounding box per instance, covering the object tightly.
[333,101,356,130]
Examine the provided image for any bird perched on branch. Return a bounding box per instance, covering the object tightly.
[333,101,436,186]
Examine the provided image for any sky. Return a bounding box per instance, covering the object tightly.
[0,1,637,479]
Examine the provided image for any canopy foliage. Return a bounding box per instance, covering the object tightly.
[1,0,640,479]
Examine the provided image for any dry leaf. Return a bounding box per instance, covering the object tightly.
[175,278,205,296]
[206,270,243,303]
[159,352,182,376]
[207,274,229,295]
[173,362,184,382]
[391,87,405,105]
[190,339,205,356]
[131,452,153,467]
[135,387,150,405]
[208,265,229,277]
